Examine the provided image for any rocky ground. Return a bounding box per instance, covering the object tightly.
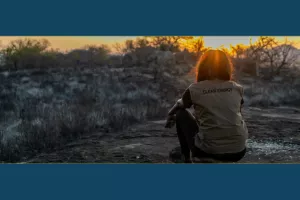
[26,106,300,164]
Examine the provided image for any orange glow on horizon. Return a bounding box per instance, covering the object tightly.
[0,36,299,52]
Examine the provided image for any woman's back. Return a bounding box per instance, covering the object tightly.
[188,80,248,154]
[189,80,244,129]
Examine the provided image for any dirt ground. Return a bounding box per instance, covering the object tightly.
[26,106,300,164]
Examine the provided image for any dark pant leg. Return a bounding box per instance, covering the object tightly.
[193,146,247,162]
[175,109,246,162]
[175,109,199,159]
[212,148,247,162]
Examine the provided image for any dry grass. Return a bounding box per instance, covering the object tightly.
[242,79,300,107]
[0,67,174,162]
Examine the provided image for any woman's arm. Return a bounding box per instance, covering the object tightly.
[240,86,244,113]
[168,88,193,116]
[240,98,244,113]
[165,88,193,128]
[168,99,184,116]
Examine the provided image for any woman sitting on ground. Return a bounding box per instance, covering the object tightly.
[166,49,248,163]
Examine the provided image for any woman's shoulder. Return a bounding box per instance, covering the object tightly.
[189,80,210,87]
[188,80,244,90]
[228,81,243,88]
[227,81,244,95]
[187,81,208,90]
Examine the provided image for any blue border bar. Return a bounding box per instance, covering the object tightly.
[1,0,299,35]
[0,164,298,200]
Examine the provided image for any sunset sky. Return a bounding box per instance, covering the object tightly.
[0,36,299,50]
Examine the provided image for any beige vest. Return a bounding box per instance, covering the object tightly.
[188,80,248,154]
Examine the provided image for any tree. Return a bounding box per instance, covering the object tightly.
[123,40,136,53]
[112,38,150,54]
[145,36,193,52]
[218,45,232,56]
[112,42,125,54]
[230,44,248,59]
[112,36,195,54]
[85,44,111,65]
[40,48,64,68]
[66,45,110,67]
[185,36,209,57]
[1,38,51,69]
[135,37,150,48]
[248,36,298,76]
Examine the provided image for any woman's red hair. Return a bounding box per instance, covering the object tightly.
[195,49,233,82]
